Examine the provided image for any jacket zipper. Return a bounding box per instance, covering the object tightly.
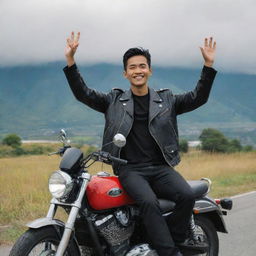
[169,120,178,139]
[158,107,169,117]
[117,116,134,159]
[148,122,174,168]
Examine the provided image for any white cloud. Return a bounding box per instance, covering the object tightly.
[1,0,255,74]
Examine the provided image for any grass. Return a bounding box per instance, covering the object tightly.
[176,150,256,197]
[0,150,256,244]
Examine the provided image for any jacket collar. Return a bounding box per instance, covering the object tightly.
[119,89,133,117]
[119,87,163,121]
[148,88,164,122]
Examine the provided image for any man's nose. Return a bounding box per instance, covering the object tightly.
[134,67,142,73]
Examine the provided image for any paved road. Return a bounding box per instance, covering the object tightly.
[219,191,256,256]
[1,191,256,256]
[0,245,11,255]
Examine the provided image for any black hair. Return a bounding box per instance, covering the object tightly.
[123,47,151,70]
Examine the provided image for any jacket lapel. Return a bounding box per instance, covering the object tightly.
[149,88,164,123]
[119,88,164,122]
[119,89,134,118]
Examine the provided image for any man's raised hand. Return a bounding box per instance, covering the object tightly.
[200,37,216,67]
[65,32,80,67]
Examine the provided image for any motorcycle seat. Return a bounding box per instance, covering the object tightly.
[158,180,209,213]
[187,180,209,198]
[159,199,176,213]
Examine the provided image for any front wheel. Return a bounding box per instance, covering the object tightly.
[9,226,80,256]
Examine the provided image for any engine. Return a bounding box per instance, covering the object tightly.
[93,207,134,255]
[92,207,157,256]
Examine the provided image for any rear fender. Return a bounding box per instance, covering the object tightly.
[194,197,228,233]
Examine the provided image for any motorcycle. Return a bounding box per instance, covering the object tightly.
[10,130,232,256]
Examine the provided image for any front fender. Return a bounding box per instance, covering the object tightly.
[27,217,81,254]
[27,217,65,229]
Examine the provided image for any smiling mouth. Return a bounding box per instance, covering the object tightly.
[133,75,144,80]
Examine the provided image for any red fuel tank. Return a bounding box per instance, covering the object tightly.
[86,175,135,210]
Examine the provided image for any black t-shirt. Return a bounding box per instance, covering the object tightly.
[120,92,166,167]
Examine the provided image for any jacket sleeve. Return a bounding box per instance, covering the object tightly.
[174,66,217,115]
[63,64,112,113]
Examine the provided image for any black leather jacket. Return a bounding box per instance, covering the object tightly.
[64,64,217,174]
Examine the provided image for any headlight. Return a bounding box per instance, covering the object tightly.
[48,170,74,199]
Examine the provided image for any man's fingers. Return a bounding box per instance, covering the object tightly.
[213,41,217,50]
[75,32,80,43]
[71,31,74,43]
[204,37,216,49]
[209,37,213,48]
[74,42,79,49]
[204,38,208,48]
[67,38,74,49]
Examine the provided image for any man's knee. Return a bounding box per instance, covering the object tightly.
[180,189,195,206]
[138,197,159,211]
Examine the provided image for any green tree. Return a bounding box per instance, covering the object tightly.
[228,139,242,153]
[199,128,229,152]
[179,139,188,153]
[242,145,254,152]
[2,134,22,148]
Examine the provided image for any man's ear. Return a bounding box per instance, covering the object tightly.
[123,70,127,79]
[149,68,153,76]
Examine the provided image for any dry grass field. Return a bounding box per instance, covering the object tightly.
[0,150,256,244]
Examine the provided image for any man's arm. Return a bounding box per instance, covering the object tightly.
[174,37,217,115]
[64,32,111,113]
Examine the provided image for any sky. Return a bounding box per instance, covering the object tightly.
[1,0,256,74]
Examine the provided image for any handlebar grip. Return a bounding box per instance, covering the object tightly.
[108,155,128,165]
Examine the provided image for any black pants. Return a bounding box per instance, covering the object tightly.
[119,165,195,256]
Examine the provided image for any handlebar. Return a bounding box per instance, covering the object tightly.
[91,151,127,165]
[48,146,71,156]
[49,145,127,167]
[108,155,128,165]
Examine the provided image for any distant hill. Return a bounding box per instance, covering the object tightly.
[0,62,255,145]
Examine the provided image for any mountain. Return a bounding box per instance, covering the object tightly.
[0,62,255,145]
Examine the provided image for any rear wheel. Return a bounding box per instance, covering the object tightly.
[9,226,80,256]
[184,215,219,256]
[181,215,219,256]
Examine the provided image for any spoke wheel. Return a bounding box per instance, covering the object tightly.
[9,226,80,256]
[183,216,219,256]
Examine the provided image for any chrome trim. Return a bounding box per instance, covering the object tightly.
[201,177,212,194]
[194,199,219,213]
[97,171,111,177]
[27,217,65,229]
[55,172,91,256]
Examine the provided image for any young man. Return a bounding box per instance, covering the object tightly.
[63,32,217,256]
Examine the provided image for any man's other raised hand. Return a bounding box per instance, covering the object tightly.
[200,37,216,68]
[65,32,80,67]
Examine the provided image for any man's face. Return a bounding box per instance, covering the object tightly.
[123,55,152,88]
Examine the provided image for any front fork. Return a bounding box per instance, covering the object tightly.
[47,172,91,256]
